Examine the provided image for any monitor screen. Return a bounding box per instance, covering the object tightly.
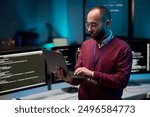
[134,0,150,39]
[0,49,46,94]
[130,42,150,73]
[85,0,128,37]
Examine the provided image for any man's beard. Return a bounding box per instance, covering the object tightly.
[92,29,106,43]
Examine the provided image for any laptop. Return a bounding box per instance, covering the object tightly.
[42,49,88,79]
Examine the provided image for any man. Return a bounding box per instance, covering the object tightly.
[55,6,132,100]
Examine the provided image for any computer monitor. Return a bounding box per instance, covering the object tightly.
[130,42,150,73]
[0,48,47,95]
[134,0,150,40]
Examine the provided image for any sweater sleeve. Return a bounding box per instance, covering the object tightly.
[93,46,132,89]
[69,43,84,85]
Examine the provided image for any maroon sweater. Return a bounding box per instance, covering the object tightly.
[70,37,132,100]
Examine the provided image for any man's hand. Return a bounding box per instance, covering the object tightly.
[74,67,93,77]
[54,66,72,83]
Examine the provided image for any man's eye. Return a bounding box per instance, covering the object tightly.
[91,23,97,27]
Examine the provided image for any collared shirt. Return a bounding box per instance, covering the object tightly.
[97,30,114,48]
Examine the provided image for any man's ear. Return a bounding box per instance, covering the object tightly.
[105,20,110,27]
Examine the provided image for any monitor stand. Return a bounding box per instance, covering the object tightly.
[61,87,78,93]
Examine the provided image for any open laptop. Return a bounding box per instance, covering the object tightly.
[42,49,87,79]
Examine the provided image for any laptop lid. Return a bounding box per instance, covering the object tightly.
[42,49,71,78]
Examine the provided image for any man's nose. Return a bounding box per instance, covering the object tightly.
[88,28,93,33]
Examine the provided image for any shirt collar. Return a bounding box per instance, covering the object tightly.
[97,30,113,48]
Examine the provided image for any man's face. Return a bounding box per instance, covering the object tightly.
[87,9,106,41]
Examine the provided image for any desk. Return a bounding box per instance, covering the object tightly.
[122,84,150,99]
[21,88,78,100]
[21,83,150,100]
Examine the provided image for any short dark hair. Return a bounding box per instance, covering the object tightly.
[91,6,111,21]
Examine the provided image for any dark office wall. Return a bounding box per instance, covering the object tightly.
[67,0,84,44]
[0,0,53,45]
[0,0,83,45]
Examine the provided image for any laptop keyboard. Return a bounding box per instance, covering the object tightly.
[69,71,88,79]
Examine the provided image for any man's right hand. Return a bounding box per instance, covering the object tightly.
[54,66,72,83]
